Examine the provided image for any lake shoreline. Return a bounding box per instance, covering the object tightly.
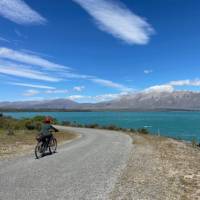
[2,111,200,143]
[2,108,200,112]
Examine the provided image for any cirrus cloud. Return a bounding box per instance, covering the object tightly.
[91,78,133,91]
[10,82,56,89]
[0,47,69,71]
[0,47,133,93]
[169,79,200,87]
[73,86,85,92]
[144,69,153,74]
[144,84,174,93]
[0,0,46,25]
[73,0,154,45]
[23,89,40,97]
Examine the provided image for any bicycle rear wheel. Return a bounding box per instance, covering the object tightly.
[49,137,57,153]
[35,142,44,159]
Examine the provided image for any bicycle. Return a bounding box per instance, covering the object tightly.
[35,132,57,159]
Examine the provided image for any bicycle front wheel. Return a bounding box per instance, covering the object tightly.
[35,142,44,159]
[49,137,57,153]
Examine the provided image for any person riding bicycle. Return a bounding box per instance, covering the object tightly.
[39,116,58,145]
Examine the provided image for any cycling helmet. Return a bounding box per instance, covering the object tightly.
[44,116,51,123]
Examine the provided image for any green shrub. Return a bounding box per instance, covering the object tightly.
[32,116,45,122]
[106,124,120,130]
[86,124,99,128]
[62,121,72,126]
[130,128,136,132]
[77,123,83,128]
[25,120,35,130]
[137,128,149,134]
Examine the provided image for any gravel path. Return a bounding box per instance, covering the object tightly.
[0,126,132,200]
[110,133,200,200]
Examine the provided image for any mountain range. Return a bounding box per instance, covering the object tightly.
[1,91,200,111]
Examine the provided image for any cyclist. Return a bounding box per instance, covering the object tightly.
[39,116,58,145]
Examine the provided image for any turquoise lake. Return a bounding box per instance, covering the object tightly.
[3,111,200,142]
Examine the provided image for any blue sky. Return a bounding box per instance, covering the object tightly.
[0,0,200,102]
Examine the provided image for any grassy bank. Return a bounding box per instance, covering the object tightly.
[62,120,150,134]
[0,115,77,158]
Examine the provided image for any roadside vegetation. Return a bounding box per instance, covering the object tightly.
[62,121,200,146]
[62,120,150,135]
[0,114,76,158]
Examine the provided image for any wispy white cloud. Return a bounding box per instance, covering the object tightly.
[91,78,133,91]
[73,86,85,92]
[20,49,53,59]
[61,71,93,79]
[68,95,85,101]
[144,84,174,93]
[15,29,23,37]
[16,84,69,97]
[0,64,60,82]
[0,37,10,43]
[169,79,200,87]
[0,0,46,25]
[142,79,200,94]
[67,92,126,102]
[23,88,68,97]
[144,69,153,74]
[45,89,68,94]
[73,0,154,45]
[14,29,27,39]
[23,89,40,96]
[0,47,133,92]
[60,72,132,92]
[0,47,69,70]
[94,93,123,102]
[10,82,56,89]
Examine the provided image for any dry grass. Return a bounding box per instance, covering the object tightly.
[0,129,77,158]
[110,133,200,200]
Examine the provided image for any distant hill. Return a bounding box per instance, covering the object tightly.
[1,91,200,111]
[0,99,78,110]
[88,91,200,111]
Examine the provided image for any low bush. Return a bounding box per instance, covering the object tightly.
[62,121,72,126]
[130,128,136,132]
[137,128,149,134]
[85,124,99,129]
[25,120,35,130]
[105,124,120,131]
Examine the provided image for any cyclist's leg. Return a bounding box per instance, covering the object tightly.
[47,134,53,146]
[41,135,46,143]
